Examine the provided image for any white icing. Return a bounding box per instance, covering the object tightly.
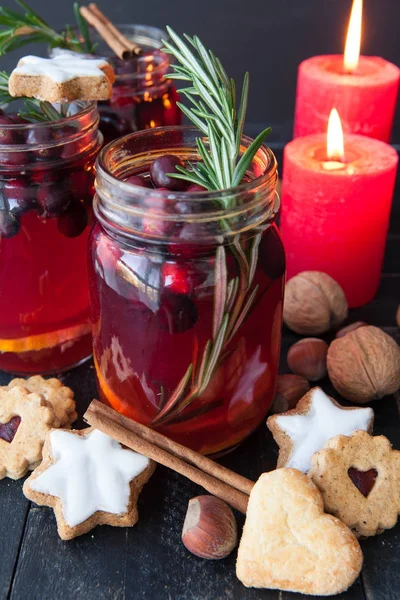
[275,388,373,473]
[13,54,109,83]
[30,429,149,528]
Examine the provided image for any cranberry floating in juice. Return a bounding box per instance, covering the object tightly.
[0,53,115,374]
[89,29,285,455]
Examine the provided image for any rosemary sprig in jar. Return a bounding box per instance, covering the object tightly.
[151,29,272,426]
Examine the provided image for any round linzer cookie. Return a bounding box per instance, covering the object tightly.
[267,387,374,473]
[23,427,156,540]
[0,386,57,480]
[8,54,115,102]
[309,430,400,537]
[6,376,77,428]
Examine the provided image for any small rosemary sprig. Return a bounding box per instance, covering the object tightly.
[0,70,66,122]
[0,0,96,55]
[162,26,271,198]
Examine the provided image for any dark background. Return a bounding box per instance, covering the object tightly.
[1,0,400,144]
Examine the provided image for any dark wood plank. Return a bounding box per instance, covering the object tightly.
[0,480,29,600]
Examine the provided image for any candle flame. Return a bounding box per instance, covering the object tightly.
[344,0,362,73]
[327,109,345,161]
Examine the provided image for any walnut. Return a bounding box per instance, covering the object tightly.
[327,326,400,404]
[283,271,348,335]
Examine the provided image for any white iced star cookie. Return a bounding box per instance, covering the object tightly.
[267,387,374,473]
[23,427,155,540]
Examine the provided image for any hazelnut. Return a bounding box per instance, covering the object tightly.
[287,338,328,381]
[335,321,368,339]
[327,325,400,404]
[283,271,348,335]
[270,374,310,414]
[182,495,237,559]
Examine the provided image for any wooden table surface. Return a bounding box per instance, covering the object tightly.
[1,158,399,600]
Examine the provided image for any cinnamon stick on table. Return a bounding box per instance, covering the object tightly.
[84,400,254,514]
[80,4,141,60]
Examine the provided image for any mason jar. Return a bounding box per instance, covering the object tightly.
[90,126,285,455]
[0,103,101,374]
[91,25,181,142]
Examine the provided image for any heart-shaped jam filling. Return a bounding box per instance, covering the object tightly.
[348,467,378,497]
[0,415,21,443]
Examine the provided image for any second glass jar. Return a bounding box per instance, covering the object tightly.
[90,127,285,454]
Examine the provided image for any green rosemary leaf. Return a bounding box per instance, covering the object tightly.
[166,27,219,97]
[226,284,259,344]
[73,2,94,53]
[201,313,229,390]
[196,137,214,173]
[230,77,236,114]
[235,72,249,154]
[220,137,232,189]
[167,73,192,81]
[192,108,218,122]
[16,0,48,27]
[192,76,229,129]
[176,101,208,135]
[151,363,193,425]
[226,277,239,313]
[0,30,47,54]
[207,123,224,189]
[192,35,220,89]
[40,101,63,121]
[247,232,263,288]
[232,126,271,187]
[196,339,211,386]
[212,245,227,339]
[232,235,250,280]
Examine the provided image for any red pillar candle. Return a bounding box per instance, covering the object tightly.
[280,110,398,308]
[293,0,400,142]
[294,55,400,141]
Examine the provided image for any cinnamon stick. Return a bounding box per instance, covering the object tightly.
[87,400,254,495]
[88,4,141,56]
[84,400,251,513]
[79,5,140,60]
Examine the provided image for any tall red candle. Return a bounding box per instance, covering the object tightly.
[293,0,400,142]
[280,111,398,308]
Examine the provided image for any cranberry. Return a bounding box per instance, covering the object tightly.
[37,184,73,218]
[150,154,188,191]
[0,415,21,443]
[0,210,20,238]
[124,175,152,188]
[188,184,207,192]
[162,262,192,295]
[0,115,18,144]
[0,150,27,166]
[26,128,61,162]
[158,290,198,334]
[3,180,36,214]
[57,202,88,237]
[258,225,286,280]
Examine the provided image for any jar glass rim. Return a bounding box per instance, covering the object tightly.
[97,125,278,200]
[0,101,97,132]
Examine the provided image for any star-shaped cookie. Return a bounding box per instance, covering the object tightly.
[6,376,77,427]
[267,387,374,473]
[23,427,155,540]
[0,386,56,479]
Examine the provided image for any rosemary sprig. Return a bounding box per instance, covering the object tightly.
[162,27,271,198]
[150,30,272,426]
[0,0,96,56]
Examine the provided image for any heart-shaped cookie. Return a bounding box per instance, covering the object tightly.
[236,468,363,596]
